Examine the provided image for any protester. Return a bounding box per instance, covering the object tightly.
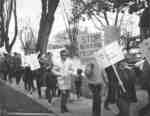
[0,54,9,81]
[36,53,48,98]
[45,68,57,103]
[7,54,14,83]
[104,65,119,110]
[13,53,22,85]
[44,52,58,103]
[139,59,150,116]
[75,68,83,99]
[54,49,74,113]
[35,67,45,98]
[116,61,137,116]
[84,57,108,116]
[23,66,33,93]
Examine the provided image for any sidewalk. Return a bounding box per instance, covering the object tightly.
[0,78,149,116]
[0,78,117,116]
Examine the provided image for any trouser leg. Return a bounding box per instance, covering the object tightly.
[46,87,53,103]
[30,79,34,91]
[117,97,130,116]
[89,84,101,116]
[8,72,13,83]
[3,72,7,81]
[37,81,41,97]
[16,73,21,85]
[61,90,69,112]
[24,80,28,90]
[76,87,80,98]
[93,86,101,116]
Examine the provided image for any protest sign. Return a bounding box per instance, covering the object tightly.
[78,33,102,58]
[22,53,40,70]
[95,41,126,92]
[29,53,40,70]
[95,41,124,68]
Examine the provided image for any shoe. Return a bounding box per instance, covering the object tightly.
[61,107,69,113]
[64,107,69,112]
[104,103,110,110]
[61,109,65,113]
[48,99,52,104]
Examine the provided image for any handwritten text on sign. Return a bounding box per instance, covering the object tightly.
[95,41,124,68]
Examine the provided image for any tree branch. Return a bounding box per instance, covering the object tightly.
[0,0,5,46]
[93,13,105,27]
[19,30,25,49]
[37,0,59,54]
[9,0,18,51]
[103,11,109,25]
[114,8,120,26]
[91,16,103,31]
[119,13,125,28]
[5,0,13,34]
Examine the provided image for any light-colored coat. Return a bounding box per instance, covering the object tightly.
[55,58,74,90]
[85,58,108,86]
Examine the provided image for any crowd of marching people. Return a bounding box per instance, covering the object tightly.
[0,50,84,113]
[1,49,150,116]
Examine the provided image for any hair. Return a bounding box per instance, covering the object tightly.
[60,49,68,56]
[77,69,82,74]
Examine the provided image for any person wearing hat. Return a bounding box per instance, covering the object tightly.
[84,57,108,116]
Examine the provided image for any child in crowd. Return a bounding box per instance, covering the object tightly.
[75,69,83,99]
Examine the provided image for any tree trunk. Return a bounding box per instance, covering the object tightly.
[0,0,5,47]
[0,0,18,53]
[37,0,59,54]
[4,0,18,53]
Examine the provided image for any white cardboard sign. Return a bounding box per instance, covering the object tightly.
[95,41,124,68]
[22,53,40,70]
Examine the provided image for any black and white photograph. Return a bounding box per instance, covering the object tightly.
[0,0,150,116]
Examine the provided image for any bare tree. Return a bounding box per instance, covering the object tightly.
[36,0,60,54]
[19,26,36,55]
[0,0,18,53]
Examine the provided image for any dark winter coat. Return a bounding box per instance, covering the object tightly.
[117,68,137,102]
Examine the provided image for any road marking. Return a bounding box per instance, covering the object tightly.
[8,112,53,116]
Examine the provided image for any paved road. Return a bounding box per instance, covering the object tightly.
[0,81,53,115]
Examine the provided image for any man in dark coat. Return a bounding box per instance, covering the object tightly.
[116,61,137,116]
[35,67,45,98]
[104,65,119,110]
[23,66,33,92]
[75,69,83,99]
[0,54,9,81]
[45,68,57,103]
